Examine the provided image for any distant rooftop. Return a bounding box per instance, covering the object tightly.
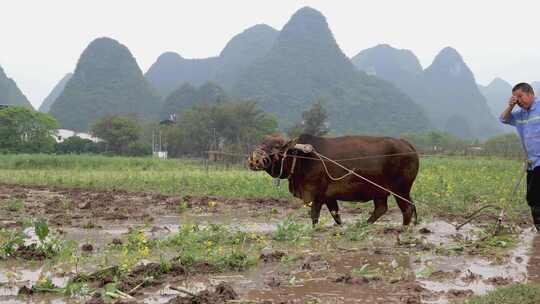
[54,129,103,143]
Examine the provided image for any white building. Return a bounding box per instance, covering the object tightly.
[54,129,103,143]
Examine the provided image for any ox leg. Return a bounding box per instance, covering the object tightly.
[394,193,416,226]
[310,201,324,226]
[367,197,388,224]
[326,199,342,225]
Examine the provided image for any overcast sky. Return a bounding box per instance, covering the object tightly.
[1,0,539,108]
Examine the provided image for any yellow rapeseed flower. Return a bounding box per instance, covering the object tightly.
[140,246,150,257]
[38,275,48,284]
[138,231,147,243]
[121,263,129,272]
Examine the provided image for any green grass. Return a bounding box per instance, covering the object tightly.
[162,223,260,272]
[459,284,540,304]
[0,154,196,170]
[345,217,373,241]
[0,154,290,198]
[0,154,535,303]
[0,154,531,218]
[272,215,313,243]
[0,228,25,258]
[4,199,24,212]
[412,156,528,219]
[176,201,189,213]
[0,219,78,260]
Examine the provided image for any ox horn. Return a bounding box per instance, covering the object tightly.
[294,144,314,153]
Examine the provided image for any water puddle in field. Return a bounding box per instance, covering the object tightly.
[0,263,70,299]
[153,214,282,234]
[54,211,366,251]
[415,227,535,304]
[420,220,482,245]
[142,280,210,304]
[3,206,540,304]
[43,214,284,251]
[240,250,420,304]
[135,223,538,304]
[527,232,540,283]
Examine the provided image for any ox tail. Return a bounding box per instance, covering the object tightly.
[400,139,419,225]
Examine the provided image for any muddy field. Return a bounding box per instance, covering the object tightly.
[1,183,539,304]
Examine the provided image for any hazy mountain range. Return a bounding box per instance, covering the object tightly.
[352,44,502,139]
[145,24,279,97]
[0,65,32,108]
[48,38,162,131]
[39,73,72,113]
[2,6,529,138]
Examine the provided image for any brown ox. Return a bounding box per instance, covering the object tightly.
[248,134,419,226]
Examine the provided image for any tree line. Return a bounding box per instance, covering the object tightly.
[0,103,524,159]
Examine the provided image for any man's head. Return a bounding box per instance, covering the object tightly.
[512,83,536,109]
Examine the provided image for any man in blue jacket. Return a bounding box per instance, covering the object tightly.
[500,82,540,231]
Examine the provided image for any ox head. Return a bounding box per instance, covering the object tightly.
[247,135,295,176]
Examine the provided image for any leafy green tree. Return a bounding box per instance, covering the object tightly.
[126,142,152,157]
[303,101,330,136]
[286,123,305,139]
[55,136,99,154]
[165,101,278,157]
[0,106,58,153]
[287,100,329,137]
[90,115,142,155]
[483,133,522,157]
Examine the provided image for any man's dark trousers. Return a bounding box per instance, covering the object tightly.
[527,166,540,231]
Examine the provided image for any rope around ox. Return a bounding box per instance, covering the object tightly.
[209,148,525,230]
[281,145,525,231]
[310,150,417,207]
[211,148,423,208]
